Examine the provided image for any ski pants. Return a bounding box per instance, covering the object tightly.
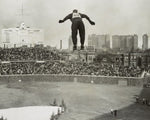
[71,20,85,46]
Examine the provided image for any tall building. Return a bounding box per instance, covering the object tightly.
[105,34,111,48]
[97,35,105,49]
[88,34,110,50]
[112,34,138,51]
[148,34,150,48]
[120,36,127,50]
[126,35,134,51]
[88,34,98,49]
[112,35,120,50]
[142,34,148,50]
[68,36,73,51]
[133,34,138,50]
[1,23,44,48]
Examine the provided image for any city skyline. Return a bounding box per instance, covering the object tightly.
[0,0,150,49]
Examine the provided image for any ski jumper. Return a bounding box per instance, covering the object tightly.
[61,12,93,47]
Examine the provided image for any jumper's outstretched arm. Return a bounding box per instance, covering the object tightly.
[59,14,72,23]
[81,14,95,25]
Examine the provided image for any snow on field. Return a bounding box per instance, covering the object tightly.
[0,106,61,120]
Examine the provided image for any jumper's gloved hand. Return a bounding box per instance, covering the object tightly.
[59,20,64,23]
[90,21,95,25]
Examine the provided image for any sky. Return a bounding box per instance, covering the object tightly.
[0,0,150,49]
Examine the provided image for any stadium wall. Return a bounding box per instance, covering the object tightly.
[0,74,147,86]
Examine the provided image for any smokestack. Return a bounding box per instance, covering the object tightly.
[14,44,16,48]
[60,40,62,49]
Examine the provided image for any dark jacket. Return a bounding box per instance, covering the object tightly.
[62,13,93,23]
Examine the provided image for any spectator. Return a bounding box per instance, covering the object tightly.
[0,47,143,77]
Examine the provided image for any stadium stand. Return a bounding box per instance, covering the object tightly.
[0,47,143,77]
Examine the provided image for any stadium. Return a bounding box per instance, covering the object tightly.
[1,0,150,119]
[0,46,150,120]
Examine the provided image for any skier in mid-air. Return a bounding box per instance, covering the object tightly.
[59,9,95,51]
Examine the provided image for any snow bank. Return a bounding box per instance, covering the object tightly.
[0,106,61,120]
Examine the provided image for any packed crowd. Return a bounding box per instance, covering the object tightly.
[0,60,142,77]
[0,46,63,61]
[0,47,143,77]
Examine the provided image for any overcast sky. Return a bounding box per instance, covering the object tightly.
[0,0,150,48]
